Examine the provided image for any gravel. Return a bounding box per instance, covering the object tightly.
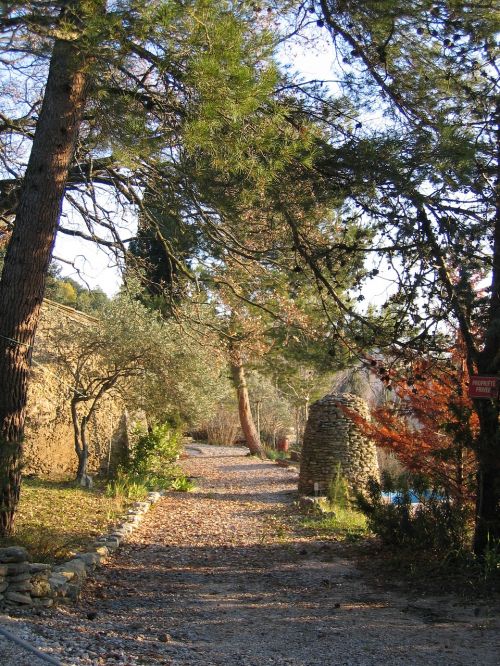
[1,444,499,665]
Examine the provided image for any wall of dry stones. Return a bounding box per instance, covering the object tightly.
[298,393,380,497]
[0,492,163,609]
[23,300,129,479]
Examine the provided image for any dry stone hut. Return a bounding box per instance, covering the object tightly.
[298,393,379,497]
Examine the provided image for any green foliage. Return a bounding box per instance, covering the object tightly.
[108,422,193,496]
[125,423,181,476]
[302,507,367,542]
[264,447,288,461]
[49,291,226,436]
[105,470,149,501]
[356,475,472,554]
[302,466,367,541]
[327,464,351,511]
[482,538,500,579]
[169,475,195,492]
[45,262,109,313]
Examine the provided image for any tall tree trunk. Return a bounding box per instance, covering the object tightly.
[473,404,500,555]
[0,30,90,535]
[230,356,264,458]
[473,100,500,557]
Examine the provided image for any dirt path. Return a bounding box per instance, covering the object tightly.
[3,445,500,665]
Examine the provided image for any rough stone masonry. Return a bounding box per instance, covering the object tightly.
[298,393,380,497]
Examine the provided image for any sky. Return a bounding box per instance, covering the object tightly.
[54,207,128,296]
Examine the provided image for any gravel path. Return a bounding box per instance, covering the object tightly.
[1,444,499,665]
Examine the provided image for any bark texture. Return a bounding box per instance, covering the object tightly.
[0,34,90,534]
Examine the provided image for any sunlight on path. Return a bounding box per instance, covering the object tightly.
[6,444,500,666]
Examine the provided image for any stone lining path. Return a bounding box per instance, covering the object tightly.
[2,444,499,665]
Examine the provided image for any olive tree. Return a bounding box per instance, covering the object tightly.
[47,293,224,483]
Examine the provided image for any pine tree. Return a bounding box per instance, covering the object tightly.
[285,0,500,556]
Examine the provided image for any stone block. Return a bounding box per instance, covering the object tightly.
[0,546,29,563]
[102,538,120,552]
[49,575,69,596]
[29,563,52,574]
[91,545,109,558]
[8,581,33,593]
[32,597,54,607]
[133,502,150,512]
[65,583,81,601]
[5,591,33,605]
[52,570,75,581]
[75,552,101,569]
[5,561,30,576]
[8,571,31,583]
[58,559,87,580]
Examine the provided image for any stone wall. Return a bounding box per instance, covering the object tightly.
[0,492,163,608]
[22,300,130,479]
[298,393,380,496]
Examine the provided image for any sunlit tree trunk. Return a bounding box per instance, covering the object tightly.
[230,354,264,458]
[0,29,90,535]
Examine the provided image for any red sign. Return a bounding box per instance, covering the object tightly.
[469,376,499,399]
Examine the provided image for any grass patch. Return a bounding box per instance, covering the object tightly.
[300,467,368,542]
[264,447,289,461]
[302,504,368,542]
[0,478,127,563]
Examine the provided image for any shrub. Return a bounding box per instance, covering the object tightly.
[125,423,181,476]
[356,473,472,553]
[264,447,288,461]
[109,423,194,495]
[106,468,194,497]
[105,470,149,501]
[301,467,367,541]
[169,475,195,492]
[204,407,239,446]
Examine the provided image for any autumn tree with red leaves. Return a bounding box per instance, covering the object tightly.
[349,346,478,504]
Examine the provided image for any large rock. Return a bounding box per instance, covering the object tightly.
[57,558,87,581]
[5,561,30,575]
[75,552,101,569]
[8,571,31,583]
[7,580,33,593]
[29,563,52,574]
